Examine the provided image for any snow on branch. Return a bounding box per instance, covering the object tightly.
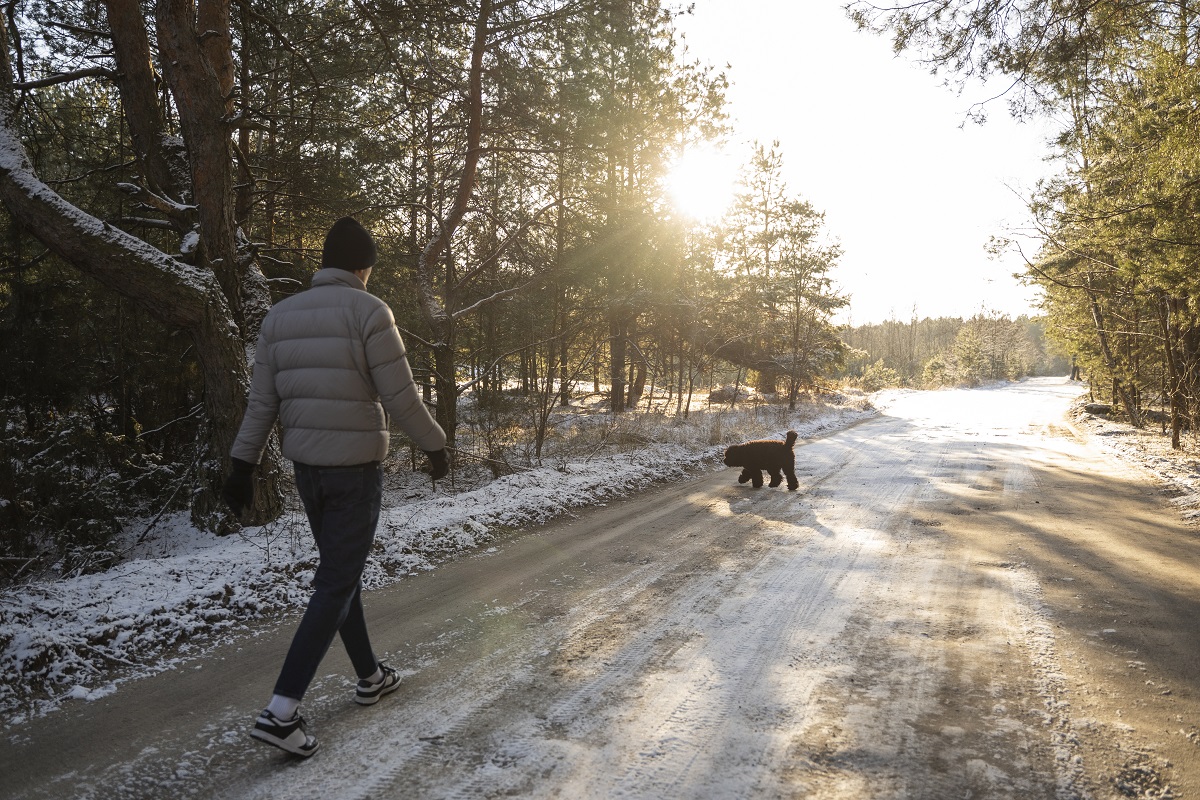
[0,115,223,327]
[116,182,196,218]
[14,67,114,91]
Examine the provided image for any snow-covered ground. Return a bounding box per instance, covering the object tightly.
[876,382,1200,522]
[3,379,1197,733]
[0,391,875,727]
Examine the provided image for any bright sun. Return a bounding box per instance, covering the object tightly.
[666,145,738,222]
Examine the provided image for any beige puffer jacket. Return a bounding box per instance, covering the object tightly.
[231,268,446,466]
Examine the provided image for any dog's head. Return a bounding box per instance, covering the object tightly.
[722,445,741,467]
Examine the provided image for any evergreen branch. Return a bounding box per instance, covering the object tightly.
[452,199,561,293]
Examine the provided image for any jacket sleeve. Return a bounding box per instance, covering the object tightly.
[230,331,281,464]
[364,304,447,452]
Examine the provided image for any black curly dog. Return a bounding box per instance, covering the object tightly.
[723,430,799,490]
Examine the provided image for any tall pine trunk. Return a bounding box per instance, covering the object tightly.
[1160,295,1188,449]
[414,0,490,445]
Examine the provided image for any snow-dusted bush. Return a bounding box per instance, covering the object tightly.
[857,359,904,392]
[708,384,757,404]
[0,408,185,581]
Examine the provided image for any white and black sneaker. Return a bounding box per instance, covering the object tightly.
[355,664,401,705]
[250,708,319,757]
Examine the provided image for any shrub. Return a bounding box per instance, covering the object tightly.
[708,384,758,405]
[858,359,902,392]
[0,406,187,580]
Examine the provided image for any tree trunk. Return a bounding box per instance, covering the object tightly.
[554,194,571,407]
[557,313,571,407]
[433,341,458,448]
[1087,286,1141,426]
[1160,295,1187,449]
[104,0,186,201]
[610,313,627,413]
[628,351,647,410]
[156,0,243,324]
[626,317,646,409]
[0,10,282,532]
[414,0,491,444]
[190,306,285,530]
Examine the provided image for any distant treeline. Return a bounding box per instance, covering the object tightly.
[839,314,1070,390]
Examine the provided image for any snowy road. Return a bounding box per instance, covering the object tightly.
[4,378,1200,799]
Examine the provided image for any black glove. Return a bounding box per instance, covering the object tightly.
[222,457,256,515]
[423,448,450,481]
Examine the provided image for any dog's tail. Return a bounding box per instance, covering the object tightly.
[784,430,798,448]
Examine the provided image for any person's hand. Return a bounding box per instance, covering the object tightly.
[423,448,450,481]
[222,458,256,515]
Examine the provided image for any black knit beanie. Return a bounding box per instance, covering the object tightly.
[321,217,378,271]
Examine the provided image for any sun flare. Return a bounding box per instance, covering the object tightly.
[666,146,738,221]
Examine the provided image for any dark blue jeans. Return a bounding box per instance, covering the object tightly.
[274,461,383,700]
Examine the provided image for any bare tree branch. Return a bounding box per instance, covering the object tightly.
[14,66,113,90]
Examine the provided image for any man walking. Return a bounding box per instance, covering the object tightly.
[222,217,449,757]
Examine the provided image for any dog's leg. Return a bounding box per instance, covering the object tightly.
[785,466,799,491]
[738,468,754,484]
[767,467,783,488]
[751,469,764,488]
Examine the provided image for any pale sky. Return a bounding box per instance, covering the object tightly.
[673,1,1060,325]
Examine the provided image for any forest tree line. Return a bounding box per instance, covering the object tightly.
[840,312,1070,390]
[855,0,1200,447]
[0,0,849,568]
